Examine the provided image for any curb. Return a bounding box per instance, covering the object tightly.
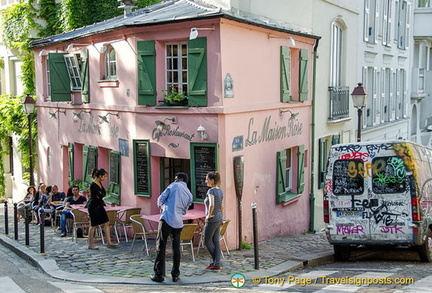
[0,232,334,285]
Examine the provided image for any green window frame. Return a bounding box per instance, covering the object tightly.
[137,40,156,106]
[105,150,121,205]
[276,145,305,204]
[82,145,98,187]
[133,139,152,196]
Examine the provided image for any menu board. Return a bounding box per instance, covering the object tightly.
[134,140,151,196]
[332,160,364,195]
[191,143,218,200]
[109,151,120,184]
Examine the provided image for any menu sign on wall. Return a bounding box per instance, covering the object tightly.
[190,143,218,201]
[133,140,151,196]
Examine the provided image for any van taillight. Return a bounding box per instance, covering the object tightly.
[323,199,329,223]
[412,197,422,221]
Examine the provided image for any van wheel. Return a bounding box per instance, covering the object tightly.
[418,236,432,262]
[334,245,350,261]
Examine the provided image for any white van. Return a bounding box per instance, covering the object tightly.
[323,140,432,261]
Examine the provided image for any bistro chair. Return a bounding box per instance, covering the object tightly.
[197,219,231,258]
[129,214,158,255]
[116,207,142,242]
[97,209,120,245]
[180,223,199,261]
[70,209,89,242]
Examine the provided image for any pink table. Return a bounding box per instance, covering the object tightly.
[141,209,205,230]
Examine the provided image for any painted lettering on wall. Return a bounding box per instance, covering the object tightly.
[77,116,119,138]
[152,125,195,142]
[245,115,302,147]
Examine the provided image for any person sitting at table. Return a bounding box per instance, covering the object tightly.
[203,171,224,271]
[87,168,118,250]
[51,185,66,202]
[17,186,36,221]
[151,172,193,283]
[59,185,87,237]
[38,185,54,225]
[32,183,46,224]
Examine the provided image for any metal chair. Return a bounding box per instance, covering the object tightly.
[70,209,89,242]
[180,223,199,261]
[97,209,120,244]
[197,219,231,258]
[129,214,158,255]
[116,207,142,242]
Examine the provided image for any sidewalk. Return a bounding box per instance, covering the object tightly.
[0,206,334,285]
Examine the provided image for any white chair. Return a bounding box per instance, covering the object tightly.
[129,214,158,255]
[116,207,142,242]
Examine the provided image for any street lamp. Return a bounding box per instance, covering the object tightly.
[351,83,367,142]
[22,94,36,186]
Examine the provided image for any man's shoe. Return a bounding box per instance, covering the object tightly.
[208,266,221,270]
[150,275,164,282]
[60,233,66,237]
[172,276,180,282]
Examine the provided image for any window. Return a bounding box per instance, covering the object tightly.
[330,22,342,87]
[418,0,431,8]
[104,45,117,79]
[396,0,411,49]
[137,37,207,107]
[332,160,364,195]
[280,47,309,103]
[318,135,340,188]
[364,0,378,44]
[382,0,392,46]
[276,145,305,204]
[166,42,188,95]
[64,53,82,90]
[372,156,406,194]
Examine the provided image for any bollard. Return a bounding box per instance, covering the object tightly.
[251,202,259,269]
[39,208,45,254]
[24,207,30,245]
[13,203,18,240]
[4,201,8,235]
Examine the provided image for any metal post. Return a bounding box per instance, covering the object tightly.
[4,201,8,235]
[28,114,34,187]
[13,203,18,240]
[238,199,242,250]
[252,202,259,269]
[39,208,45,254]
[25,207,30,245]
[357,108,362,142]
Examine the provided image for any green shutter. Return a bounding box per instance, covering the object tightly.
[280,46,291,102]
[137,40,156,106]
[80,49,89,103]
[276,150,287,204]
[299,49,309,101]
[297,145,305,193]
[187,37,207,106]
[331,134,340,145]
[105,150,120,205]
[82,145,97,185]
[48,53,71,101]
[68,143,74,183]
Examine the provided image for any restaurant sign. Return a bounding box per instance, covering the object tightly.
[245,115,302,147]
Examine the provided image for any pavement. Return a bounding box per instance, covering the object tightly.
[0,205,335,285]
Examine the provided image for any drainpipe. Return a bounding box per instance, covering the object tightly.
[309,37,320,233]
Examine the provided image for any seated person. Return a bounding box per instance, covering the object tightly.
[17,186,36,221]
[38,185,54,225]
[51,185,66,202]
[60,185,87,237]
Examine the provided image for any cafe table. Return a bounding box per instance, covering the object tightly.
[141,209,206,230]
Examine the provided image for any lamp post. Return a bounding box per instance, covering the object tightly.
[351,83,367,142]
[22,94,36,187]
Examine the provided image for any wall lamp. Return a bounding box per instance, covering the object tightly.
[268,34,296,46]
[66,43,90,52]
[189,26,215,40]
[98,112,119,124]
[155,117,176,131]
[93,37,136,55]
[49,109,66,118]
[197,125,208,141]
[279,109,299,119]
[73,110,91,121]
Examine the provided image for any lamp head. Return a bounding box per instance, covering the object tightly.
[351,82,367,109]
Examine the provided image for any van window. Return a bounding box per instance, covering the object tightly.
[333,160,364,195]
[372,156,406,194]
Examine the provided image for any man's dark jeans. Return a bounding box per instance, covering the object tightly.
[153,220,183,277]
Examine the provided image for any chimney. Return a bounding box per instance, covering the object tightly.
[118,0,137,17]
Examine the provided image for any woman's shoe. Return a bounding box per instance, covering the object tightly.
[106,243,119,248]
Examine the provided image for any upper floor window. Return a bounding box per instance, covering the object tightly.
[382,0,392,46]
[64,53,82,91]
[104,45,117,80]
[364,0,378,44]
[276,145,305,204]
[166,42,188,96]
[280,46,309,103]
[330,22,343,87]
[418,0,431,7]
[397,0,411,49]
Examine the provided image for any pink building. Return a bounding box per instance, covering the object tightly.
[30,0,319,246]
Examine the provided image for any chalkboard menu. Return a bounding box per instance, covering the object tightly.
[333,160,364,195]
[109,151,120,184]
[191,143,218,201]
[134,140,151,196]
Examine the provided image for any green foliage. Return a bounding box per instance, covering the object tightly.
[1,2,36,51]
[37,0,63,37]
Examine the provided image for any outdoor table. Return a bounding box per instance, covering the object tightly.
[141,209,206,231]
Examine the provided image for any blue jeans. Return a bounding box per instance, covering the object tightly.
[60,210,73,233]
[204,219,222,267]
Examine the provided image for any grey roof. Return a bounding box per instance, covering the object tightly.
[30,0,319,48]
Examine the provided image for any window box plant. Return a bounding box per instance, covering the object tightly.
[161,85,188,106]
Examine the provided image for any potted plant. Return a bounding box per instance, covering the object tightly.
[162,84,188,106]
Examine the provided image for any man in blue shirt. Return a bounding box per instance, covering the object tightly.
[151,172,193,283]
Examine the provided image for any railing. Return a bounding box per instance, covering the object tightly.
[328,86,350,121]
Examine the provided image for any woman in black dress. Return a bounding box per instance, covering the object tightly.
[87,168,118,250]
